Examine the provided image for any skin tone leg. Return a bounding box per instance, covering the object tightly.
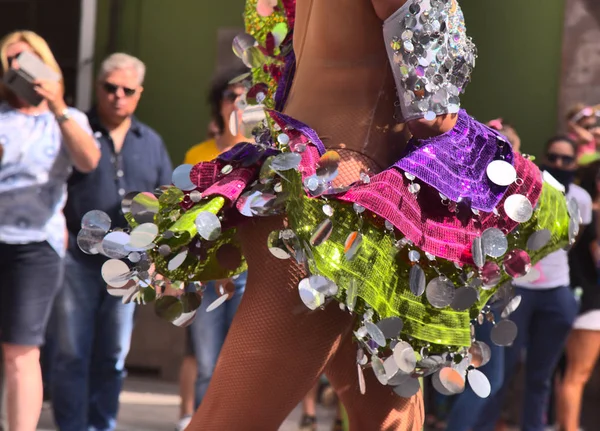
[559,329,600,431]
[179,356,197,418]
[3,344,42,431]
[302,383,319,418]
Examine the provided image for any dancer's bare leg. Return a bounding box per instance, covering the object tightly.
[186,216,423,431]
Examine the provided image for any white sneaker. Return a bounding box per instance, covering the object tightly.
[175,415,192,431]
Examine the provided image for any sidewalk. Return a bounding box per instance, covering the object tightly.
[37,377,337,431]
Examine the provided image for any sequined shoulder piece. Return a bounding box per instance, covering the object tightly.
[383,0,477,121]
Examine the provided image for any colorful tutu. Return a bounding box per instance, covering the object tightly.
[79,0,577,398]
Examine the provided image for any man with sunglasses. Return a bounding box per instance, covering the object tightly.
[49,53,173,431]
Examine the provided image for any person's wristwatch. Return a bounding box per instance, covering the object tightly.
[55,108,71,125]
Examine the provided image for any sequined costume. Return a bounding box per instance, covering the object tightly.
[80,0,577,429]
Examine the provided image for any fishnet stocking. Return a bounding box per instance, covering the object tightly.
[186,215,423,431]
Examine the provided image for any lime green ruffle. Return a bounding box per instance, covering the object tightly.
[285,171,570,350]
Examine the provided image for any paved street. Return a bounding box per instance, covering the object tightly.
[37,377,337,431]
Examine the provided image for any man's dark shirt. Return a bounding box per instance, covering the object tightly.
[64,108,173,266]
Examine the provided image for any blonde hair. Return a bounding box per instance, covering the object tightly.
[0,30,64,101]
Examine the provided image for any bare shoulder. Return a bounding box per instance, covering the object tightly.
[370,0,408,21]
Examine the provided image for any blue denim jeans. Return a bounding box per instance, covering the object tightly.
[189,272,247,408]
[445,306,504,431]
[473,286,578,431]
[49,252,135,431]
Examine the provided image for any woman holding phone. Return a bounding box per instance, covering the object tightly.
[0,31,100,430]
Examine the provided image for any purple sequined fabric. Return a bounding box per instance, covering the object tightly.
[270,111,327,155]
[394,110,513,212]
[274,50,295,112]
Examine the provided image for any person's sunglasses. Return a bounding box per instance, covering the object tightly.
[547,153,575,165]
[102,82,137,97]
[583,122,599,131]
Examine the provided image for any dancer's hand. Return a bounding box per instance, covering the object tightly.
[408,114,458,139]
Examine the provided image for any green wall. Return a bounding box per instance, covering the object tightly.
[95,0,565,162]
[460,0,566,156]
[95,0,244,164]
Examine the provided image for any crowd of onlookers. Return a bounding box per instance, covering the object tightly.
[0,28,255,431]
[2,28,600,431]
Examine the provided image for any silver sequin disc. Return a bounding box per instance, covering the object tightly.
[372,356,389,385]
[490,320,518,346]
[195,212,221,241]
[469,341,491,368]
[472,237,485,268]
[129,223,159,249]
[171,164,196,191]
[298,278,325,311]
[81,210,111,232]
[468,369,491,398]
[501,295,522,319]
[357,364,366,395]
[310,219,333,246]
[409,265,426,297]
[450,287,478,311]
[101,259,131,288]
[309,275,338,296]
[504,194,533,223]
[101,231,130,259]
[392,377,421,398]
[271,152,302,171]
[344,232,363,261]
[486,160,517,186]
[408,250,421,262]
[346,278,358,312]
[432,367,465,395]
[206,294,229,312]
[377,317,404,339]
[426,277,455,309]
[383,356,400,380]
[168,249,188,271]
[393,341,417,373]
[567,197,581,222]
[481,228,508,258]
[366,322,387,347]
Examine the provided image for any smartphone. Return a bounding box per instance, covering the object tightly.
[2,51,60,106]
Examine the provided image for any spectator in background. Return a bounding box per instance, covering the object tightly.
[559,160,600,431]
[441,121,522,431]
[175,67,249,431]
[49,53,172,431]
[566,103,600,163]
[487,118,521,153]
[473,136,589,431]
[0,30,100,431]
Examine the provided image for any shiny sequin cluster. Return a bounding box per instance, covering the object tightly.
[383,0,477,121]
[237,0,294,110]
